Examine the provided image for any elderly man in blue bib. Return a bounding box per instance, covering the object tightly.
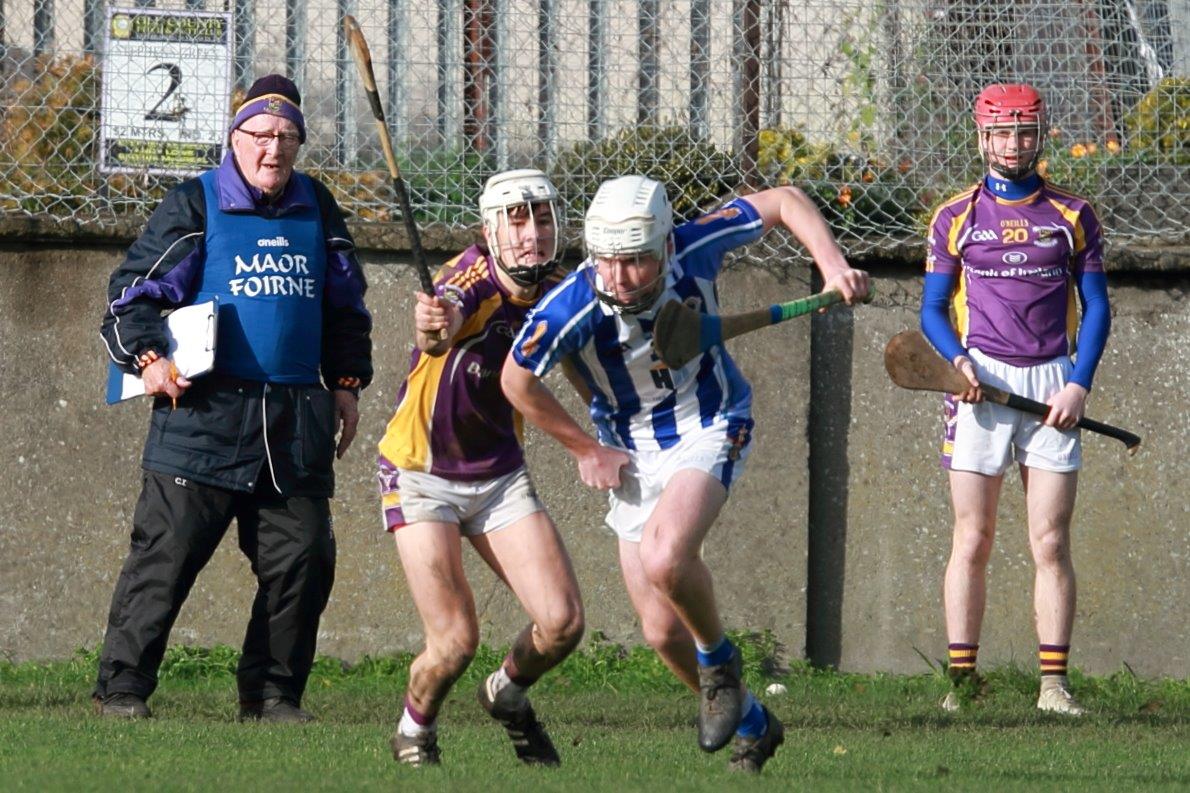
[95,75,373,722]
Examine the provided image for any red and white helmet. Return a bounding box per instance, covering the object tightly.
[973,83,1047,179]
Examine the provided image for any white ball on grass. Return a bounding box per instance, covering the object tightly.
[764,683,788,696]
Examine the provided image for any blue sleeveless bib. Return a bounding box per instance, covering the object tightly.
[195,170,326,383]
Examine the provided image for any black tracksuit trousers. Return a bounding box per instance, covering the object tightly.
[94,471,335,704]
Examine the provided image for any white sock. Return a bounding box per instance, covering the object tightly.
[1040,674,1070,693]
[695,634,727,655]
[398,707,435,737]
[488,667,528,711]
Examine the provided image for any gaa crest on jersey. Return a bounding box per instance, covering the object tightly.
[694,206,742,225]
[1032,226,1060,248]
[520,320,549,356]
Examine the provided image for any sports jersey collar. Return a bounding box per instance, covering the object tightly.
[482,245,540,307]
[984,172,1042,202]
[214,153,315,214]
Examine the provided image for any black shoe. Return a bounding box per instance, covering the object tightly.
[238,696,316,724]
[698,651,746,752]
[728,706,785,773]
[390,729,442,767]
[477,674,561,766]
[94,692,152,719]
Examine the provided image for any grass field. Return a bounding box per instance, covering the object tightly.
[2,638,1186,791]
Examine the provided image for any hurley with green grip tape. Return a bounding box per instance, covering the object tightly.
[651,287,872,369]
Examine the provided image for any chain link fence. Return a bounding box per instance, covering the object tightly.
[0,0,1186,258]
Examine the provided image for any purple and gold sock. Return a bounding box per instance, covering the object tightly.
[1039,644,1070,676]
[948,643,978,680]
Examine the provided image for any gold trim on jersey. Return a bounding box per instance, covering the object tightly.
[376,291,505,472]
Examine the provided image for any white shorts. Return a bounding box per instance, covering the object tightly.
[942,348,1081,476]
[606,421,753,543]
[377,464,545,536]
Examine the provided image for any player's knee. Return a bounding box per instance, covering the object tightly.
[539,605,585,654]
[1030,529,1070,568]
[951,523,995,566]
[639,545,688,595]
[641,621,688,658]
[426,625,479,674]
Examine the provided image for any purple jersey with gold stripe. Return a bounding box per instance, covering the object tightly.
[926,181,1104,365]
[378,246,538,481]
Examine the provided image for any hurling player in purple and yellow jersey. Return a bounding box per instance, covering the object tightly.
[376,170,582,767]
[921,84,1110,716]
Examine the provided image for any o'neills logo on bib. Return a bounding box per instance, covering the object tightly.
[229,252,318,298]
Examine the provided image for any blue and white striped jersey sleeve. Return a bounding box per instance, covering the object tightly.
[510,268,599,377]
[673,198,764,280]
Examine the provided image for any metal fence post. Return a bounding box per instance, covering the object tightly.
[537,0,555,164]
[689,0,710,140]
[33,0,53,58]
[763,0,784,128]
[388,0,407,146]
[285,0,307,89]
[463,0,495,155]
[232,0,254,91]
[587,0,603,142]
[494,0,507,169]
[638,0,658,125]
[734,0,761,185]
[83,0,102,55]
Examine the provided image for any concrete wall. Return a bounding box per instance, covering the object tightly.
[0,244,1186,677]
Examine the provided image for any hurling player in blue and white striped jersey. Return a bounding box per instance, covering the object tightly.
[502,175,868,773]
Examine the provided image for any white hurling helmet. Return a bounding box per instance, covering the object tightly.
[583,175,673,313]
[478,168,562,286]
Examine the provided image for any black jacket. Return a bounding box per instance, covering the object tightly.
[100,163,373,496]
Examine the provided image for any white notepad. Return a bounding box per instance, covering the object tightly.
[105,300,219,404]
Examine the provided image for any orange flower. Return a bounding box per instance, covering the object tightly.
[1048,126,1062,139]
[836,186,853,207]
[1037,158,1049,177]
[897,159,911,174]
[862,170,876,183]
[1086,142,1098,155]
[1106,139,1121,154]
[1070,143,1088,158]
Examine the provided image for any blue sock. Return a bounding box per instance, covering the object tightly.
[735,692,768,738]
[695,636,735,667]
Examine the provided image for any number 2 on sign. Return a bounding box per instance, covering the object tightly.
[145,62,187,122]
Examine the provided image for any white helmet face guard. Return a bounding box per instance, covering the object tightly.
[584,250,670,315]
[479,169,562,286]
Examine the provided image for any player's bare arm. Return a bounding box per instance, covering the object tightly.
[741,186,870,303]
[414,291,463,356]
[500,356,627,489]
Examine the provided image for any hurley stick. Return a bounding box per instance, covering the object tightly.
[344,16,445,338]
[884,330,1140,455]
[652,288,868,369]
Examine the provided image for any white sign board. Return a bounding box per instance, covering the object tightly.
[100,8,232,174]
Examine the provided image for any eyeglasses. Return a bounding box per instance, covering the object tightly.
[236,129,302,149]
